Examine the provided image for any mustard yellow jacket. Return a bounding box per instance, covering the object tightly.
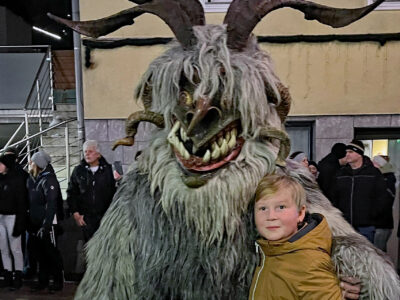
[249,214,342,300]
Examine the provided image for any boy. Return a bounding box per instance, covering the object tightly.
[249,174,342,300]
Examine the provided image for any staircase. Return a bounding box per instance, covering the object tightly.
[40,103,81,198]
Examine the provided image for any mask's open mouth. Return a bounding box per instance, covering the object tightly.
[167,120,244,172]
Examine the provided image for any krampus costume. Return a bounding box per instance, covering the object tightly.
[50,1,400,299]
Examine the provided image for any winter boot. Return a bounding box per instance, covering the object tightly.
[9,271,22,291]
[49,272,63,293]
[0,270,12,288]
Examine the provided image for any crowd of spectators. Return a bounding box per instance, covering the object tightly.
[0,140,118,293]
[289,139,398,251]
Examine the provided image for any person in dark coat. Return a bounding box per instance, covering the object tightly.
[332,140,387,243]
[372,155,397,252]
[27,151,64,292]
[317,143,347,201]
[0,154,27,290]
[67,140,116,242]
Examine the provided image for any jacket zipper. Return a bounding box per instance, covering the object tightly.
[350,177,354,225]
[252,242,266,300]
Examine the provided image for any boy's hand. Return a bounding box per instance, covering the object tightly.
[340,276,361,299]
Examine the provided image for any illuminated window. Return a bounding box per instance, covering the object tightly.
[201,0,232,13]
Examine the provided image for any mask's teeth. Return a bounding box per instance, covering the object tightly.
[180,127,188,142]
[211,142,221,160]
[167,121,180,141]
[202,149,211,163]
[228,129,236,149]
[220,139,228,156]
[218,136,224,147]
[180,142,190,159]
[225,131,230,141]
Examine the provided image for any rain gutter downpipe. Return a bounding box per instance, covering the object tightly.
[72,0,85,148]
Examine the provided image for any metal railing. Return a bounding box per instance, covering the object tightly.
[0,118,82,183]
[0,46,82,185]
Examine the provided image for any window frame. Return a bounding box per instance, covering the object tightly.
[200,0,232,13]
[367,0,400,10]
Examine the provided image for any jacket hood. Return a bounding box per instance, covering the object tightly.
[257,214,332,257]
[319,153,340,165]
[380,162,396,174]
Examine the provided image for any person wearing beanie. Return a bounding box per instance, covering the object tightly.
[307,160,319,179]
[0,154,27,290]
[317,143,347,201]
[372,155,396,252]
[331,140,387,243]
[26,150,64,292]
[289,151,309,167]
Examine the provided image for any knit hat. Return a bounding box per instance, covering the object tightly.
[346,140,365,156]
[31,151,51,169]
[308,160,318,170]
[331,143,346,159]
[372,155,387,168]
[0,154,15,169]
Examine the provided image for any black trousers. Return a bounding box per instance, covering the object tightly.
[28,229,63,285]
[82,215,102,243]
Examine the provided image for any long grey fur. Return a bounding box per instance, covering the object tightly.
[75,25,400,299]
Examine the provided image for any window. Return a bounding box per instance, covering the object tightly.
[285,121,314,160]
[368,0,400,10]
[201,0,232,13]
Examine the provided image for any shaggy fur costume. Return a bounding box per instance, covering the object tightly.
[75,25,400,300]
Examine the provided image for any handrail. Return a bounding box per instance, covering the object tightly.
[24,47,51,110]
[0,118,77,153]
[3,121,25,150]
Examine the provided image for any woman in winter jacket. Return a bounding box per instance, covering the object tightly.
[0,154,27,290]
[27,151,64,293]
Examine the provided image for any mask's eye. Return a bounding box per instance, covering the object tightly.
[179,91,193,107]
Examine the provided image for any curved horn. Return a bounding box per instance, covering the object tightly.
[112,110,165,150]
[275,83,292,123]
[48,8,139,39]
[224,0,386,50]
[49,0,203,48]
[259,126,291,166]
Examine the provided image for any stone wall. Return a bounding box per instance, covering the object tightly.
[85,119,156,172]
[86,114,400,168]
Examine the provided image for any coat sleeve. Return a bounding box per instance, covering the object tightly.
[12,174,28,237]
[299,253,343,299]
[317,164,334,198]
[42,176,61,228]
[373,171,391,220]
[66,167,81,214]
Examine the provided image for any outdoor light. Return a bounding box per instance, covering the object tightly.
[32,26,61,40]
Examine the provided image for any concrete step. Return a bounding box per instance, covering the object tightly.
[45,126,79,138]
[53,111,78,120]
[55,104,77,112]
[42,135,80,146]
[50,155,81,167]
[42,144,80,156]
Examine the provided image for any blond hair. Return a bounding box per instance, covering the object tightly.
[255,174,306,209]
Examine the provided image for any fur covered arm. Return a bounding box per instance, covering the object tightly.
[74,180,138,300]
[332,235,400,300]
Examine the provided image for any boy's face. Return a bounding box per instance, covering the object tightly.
[254,187,305,241]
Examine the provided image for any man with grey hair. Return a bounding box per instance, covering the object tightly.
[66,140,116,242]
